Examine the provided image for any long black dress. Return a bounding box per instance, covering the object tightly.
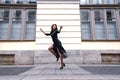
[45,29,68,58]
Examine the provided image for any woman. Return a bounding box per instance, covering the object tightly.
[40,24,68,69]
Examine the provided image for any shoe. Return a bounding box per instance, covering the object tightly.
[63,63,65,67]
[56,58,59,62]
[60,63,65,69]
[60,66,63,69]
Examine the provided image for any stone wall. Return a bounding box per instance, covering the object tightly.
[0,50,120,65]
[0,51,34,65]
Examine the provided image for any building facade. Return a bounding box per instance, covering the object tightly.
[0,0,120,65]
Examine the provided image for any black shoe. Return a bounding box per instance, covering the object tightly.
[56,58,59,62]
[63,63,65,67]
[60,66,63,69]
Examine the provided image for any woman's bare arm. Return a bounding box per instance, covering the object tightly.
[40,28,46,34]
[40,28,50,36]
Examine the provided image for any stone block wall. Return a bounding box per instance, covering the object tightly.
[0,50,120,65]
[0,50,34,65]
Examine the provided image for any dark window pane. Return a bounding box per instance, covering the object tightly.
[4,10,9,20]
[5,0,11,3]
[28,0,36,4]
[13,10,22,21]
[81,10,90,21]
[106,10,115,21]
[16,10,22,20]
[94,10,103,21]
[28,11,36,21]
[16,0,23,4]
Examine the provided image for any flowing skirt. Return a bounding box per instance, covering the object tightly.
[53,39,68,58]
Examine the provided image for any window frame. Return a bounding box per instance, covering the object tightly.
[80,8,120,41]
[0,2,36,41]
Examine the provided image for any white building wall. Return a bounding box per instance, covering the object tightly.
[36,0,81,50]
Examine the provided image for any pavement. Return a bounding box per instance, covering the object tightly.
[0,63,120,80]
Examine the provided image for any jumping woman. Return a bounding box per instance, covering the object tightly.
[40,24,68,69]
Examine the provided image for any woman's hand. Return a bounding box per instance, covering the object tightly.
[40,28,45,34]
[59,26,63,32]
[40,28,43,32]
[60,26,63,29]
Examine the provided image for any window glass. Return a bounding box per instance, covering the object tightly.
[95,22,105,39]
[93,0,102,4]
[81,10,90,21]
[27,10,36,21]
[94,10,104,21]
[106,10,116,21]
[0,9,9,40]
[27,0,36,4]
[107,22,118,39]
[25,9,36,40]
[11,9,22,40]
[1,0,11,3]
[13,10,22,21]
[14,0,23,4]
[3,10,9,20]
[117,0,120,4]
[104,0,114,4]
[81,22,91,39]
[94,10,105,39]
[80,0,89,4]
[81,10,91,40]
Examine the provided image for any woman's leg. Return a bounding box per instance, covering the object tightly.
[57,48,65,69]
[48,45,56,56]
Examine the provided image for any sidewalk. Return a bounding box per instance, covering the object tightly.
[0,63,120,80]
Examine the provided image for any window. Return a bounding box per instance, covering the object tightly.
[14,0,23,4]
[117,0,120,4]
[11,9,22,40]
[94,10,105,39]
[0,9,9,40]
[1,0,11,3]
[81,9,119,40]
[81,10,90,21]
[106,10,118,40]
[106,10,115,21]
[93,0,102,4]
[3,10,9,20]
[80,0,89,4]
[95,10,103,21]
[25,9,36,40]
[0,9,36,41]
[107,22,118,39]
[81,10,91,39]
[104,0,114,4]
[28,0,36,4]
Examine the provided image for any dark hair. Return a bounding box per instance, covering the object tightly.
[51,24,58,32]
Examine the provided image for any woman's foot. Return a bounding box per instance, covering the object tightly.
[63,63,65,67]
[60,63,65,69]
[60,66,63,69]
[56,58,59,62]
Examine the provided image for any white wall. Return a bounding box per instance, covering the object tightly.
[0,42,35,50]
[36,0,81,50]
[81,41,120,50]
